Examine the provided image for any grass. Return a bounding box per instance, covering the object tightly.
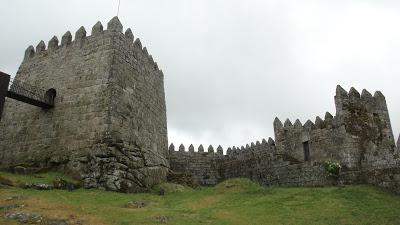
[1,173,400,225]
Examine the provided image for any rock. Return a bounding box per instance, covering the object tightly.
[5,212,42,223]
[45,218,69,225]
[126,200,149,208]
[52,178,77,191]
[20,183,53,190]
[154,215,168,223]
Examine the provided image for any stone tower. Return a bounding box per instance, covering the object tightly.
[0,17,169,192]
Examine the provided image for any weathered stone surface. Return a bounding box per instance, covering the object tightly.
[91,21,103,36]
[5,212,42,223]
[126,200,149,208]
[0,17,168,193]
[48,36,59,50]
[61,31,72,46]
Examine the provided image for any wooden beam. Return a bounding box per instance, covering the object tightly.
[0,71,10,121]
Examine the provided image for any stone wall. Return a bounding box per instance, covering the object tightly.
[273,86,398,170]
[168,86,400,192]
[0,17,168,192]
[168,139,330,187]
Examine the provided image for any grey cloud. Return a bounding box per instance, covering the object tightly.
[1,0,400,149]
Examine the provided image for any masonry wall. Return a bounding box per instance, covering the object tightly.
[0,17,169,192]
[168,86,400,192]
[273,86,398,170]
[168,139,330,187]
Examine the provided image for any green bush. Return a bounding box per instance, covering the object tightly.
[324,160,341,178]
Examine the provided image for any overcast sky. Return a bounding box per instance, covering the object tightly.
[1,0,400,150]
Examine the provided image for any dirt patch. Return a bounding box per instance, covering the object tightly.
[188,195,223,210]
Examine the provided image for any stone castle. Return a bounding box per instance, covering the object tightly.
[1,17,400,193]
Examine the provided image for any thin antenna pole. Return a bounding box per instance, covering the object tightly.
[117,0,121,16]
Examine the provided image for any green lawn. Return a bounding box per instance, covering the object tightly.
[1,173,400,225]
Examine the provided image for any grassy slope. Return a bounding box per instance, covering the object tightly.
[1,173,400,225]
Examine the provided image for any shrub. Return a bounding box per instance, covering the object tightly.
[324,160,341,178]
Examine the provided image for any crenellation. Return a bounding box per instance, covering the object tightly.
[75,26,86,42]
[143,47,149,57]
[61,31,72,46]
[198,144,204,153]
[169,143,175,152]
[48,36,59,50]
[262,139,267,145]
[303,120,314,130]
[284,119,293,128]
[226,147,232,155]
[217,145,223,155]
[189,144,195,152]
[268,137,275,146]
[348,87,361,100]
[3,17,400,193]
[24,46,35,60]
[361,89,373,100]
[1,17,169,193]
[273,117,283,132]
[92,21,104,36]
[125,28,134,42]
[314,116,324,129]
[293,119,302,128]
[36,40,46,53]
[179,144,185,152]
[107,16,123,33]
[134,38,142,50]
[324,112,333,120]
[207,145,214,153]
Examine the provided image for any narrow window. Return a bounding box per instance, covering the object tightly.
[303,141,310,161]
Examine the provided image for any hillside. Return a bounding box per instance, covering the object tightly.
[1,172,400,225]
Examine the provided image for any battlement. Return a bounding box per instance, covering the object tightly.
[274,112,336,135]
[335,85,388,117]
[0,17,169,193]
[22,17,161,75]
[168,136,276,158]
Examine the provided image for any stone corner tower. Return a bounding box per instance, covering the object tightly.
[0,17,169,192]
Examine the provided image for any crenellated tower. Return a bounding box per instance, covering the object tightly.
[274,85,397,169]
[0,17,169,192]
